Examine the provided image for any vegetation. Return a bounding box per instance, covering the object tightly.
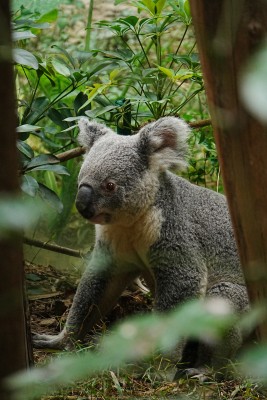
[13,0,219,246]
[1,0,266,399]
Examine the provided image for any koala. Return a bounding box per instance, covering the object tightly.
[33,117,249,379]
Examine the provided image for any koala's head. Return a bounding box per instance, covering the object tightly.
[75,117,189,226]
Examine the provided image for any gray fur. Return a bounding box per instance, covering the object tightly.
[33,117,249,378]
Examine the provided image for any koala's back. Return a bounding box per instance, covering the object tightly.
[152,172,245,288]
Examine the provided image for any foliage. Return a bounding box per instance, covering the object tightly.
[8,298,236,399]
[0,195,45,238]
[13,0,210,242]
[84,0,203,129]
[187,125,221,191]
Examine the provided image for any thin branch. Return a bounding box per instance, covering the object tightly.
[189,118,211,129]
[24,237,87,258]
[56,146,86,162]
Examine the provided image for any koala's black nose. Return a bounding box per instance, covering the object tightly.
[75,184,95,219]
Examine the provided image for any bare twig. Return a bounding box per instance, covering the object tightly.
[24,237,87,258]
[56,146,85,162]
[189,118,212,129]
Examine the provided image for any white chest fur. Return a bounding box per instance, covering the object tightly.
[96,206,163,267]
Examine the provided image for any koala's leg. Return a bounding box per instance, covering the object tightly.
[184,282,249,380]
[152,262,208,375]
[174,340,200,379]
[33,263,138,350]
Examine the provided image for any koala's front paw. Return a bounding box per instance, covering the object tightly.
[174,367,211,383]
[32,330,75,351]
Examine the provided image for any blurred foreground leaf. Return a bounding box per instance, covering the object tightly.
[7,299,235,400]
[240,43,267,124]
[240,343,267,382]
[0,195,44,238]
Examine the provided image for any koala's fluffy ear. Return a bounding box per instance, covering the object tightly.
[138,117,190,170]
[78,118,114,151]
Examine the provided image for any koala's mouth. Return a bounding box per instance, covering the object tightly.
[88,213,111,225]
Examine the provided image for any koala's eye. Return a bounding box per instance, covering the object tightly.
[105,181,116,192]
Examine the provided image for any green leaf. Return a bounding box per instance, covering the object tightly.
[21,175,39,197]
[12,0,62,14]
[154,0,166,15]
[73,92,90,116]
[37,9,58,23]
[16,124,41,133]
[17,140,34,159]
[240,344,267,381]
[118,16,139,28]
[23,97,49,125]
[25,154,60,170]
[87,60,118,79]
[59,125,77,133]
[26,273,43,282]
[174,69,194,80]
[38,183,63,213]
[12,31,36,41]
[51,45,76,68]
[13,48,38,69]
[176,0,191,24]
[0,195,44,238]
[85,105,117,118]
[142,0,157,14]
[157,66,175,79]
[79,83,110,112]
[47,108,68,129]
[28,164,70,175]
[95,49,133,62]
[51,58,71,77]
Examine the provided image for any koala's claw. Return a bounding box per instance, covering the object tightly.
[32,331,74,351]
[174,367,211,383]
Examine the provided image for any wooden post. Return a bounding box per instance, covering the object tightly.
[0,1,30,398]
[189,0,267,339]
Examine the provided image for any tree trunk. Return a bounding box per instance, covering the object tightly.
[0,1,30,399]
[189,0,267,339]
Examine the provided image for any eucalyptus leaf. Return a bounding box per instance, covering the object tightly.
[38,183,63,213]
[16,124,41,133]
[13,48,38,69]
[28,164,70,175]
[48,108,68,129]
[52,45,76,68]
[25,154,60,169]
[51,58,71,77]
[17,140,34,159]
[60,125,77,133]
[73,92,90,115]
[240,344,267,381]
[85,105,117,118]
[13,31,36,41]
[23,97,49,125]
[21,175,39,197]
[37,9,58,23]
[118,16,139,28]
[0,195,44,237]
